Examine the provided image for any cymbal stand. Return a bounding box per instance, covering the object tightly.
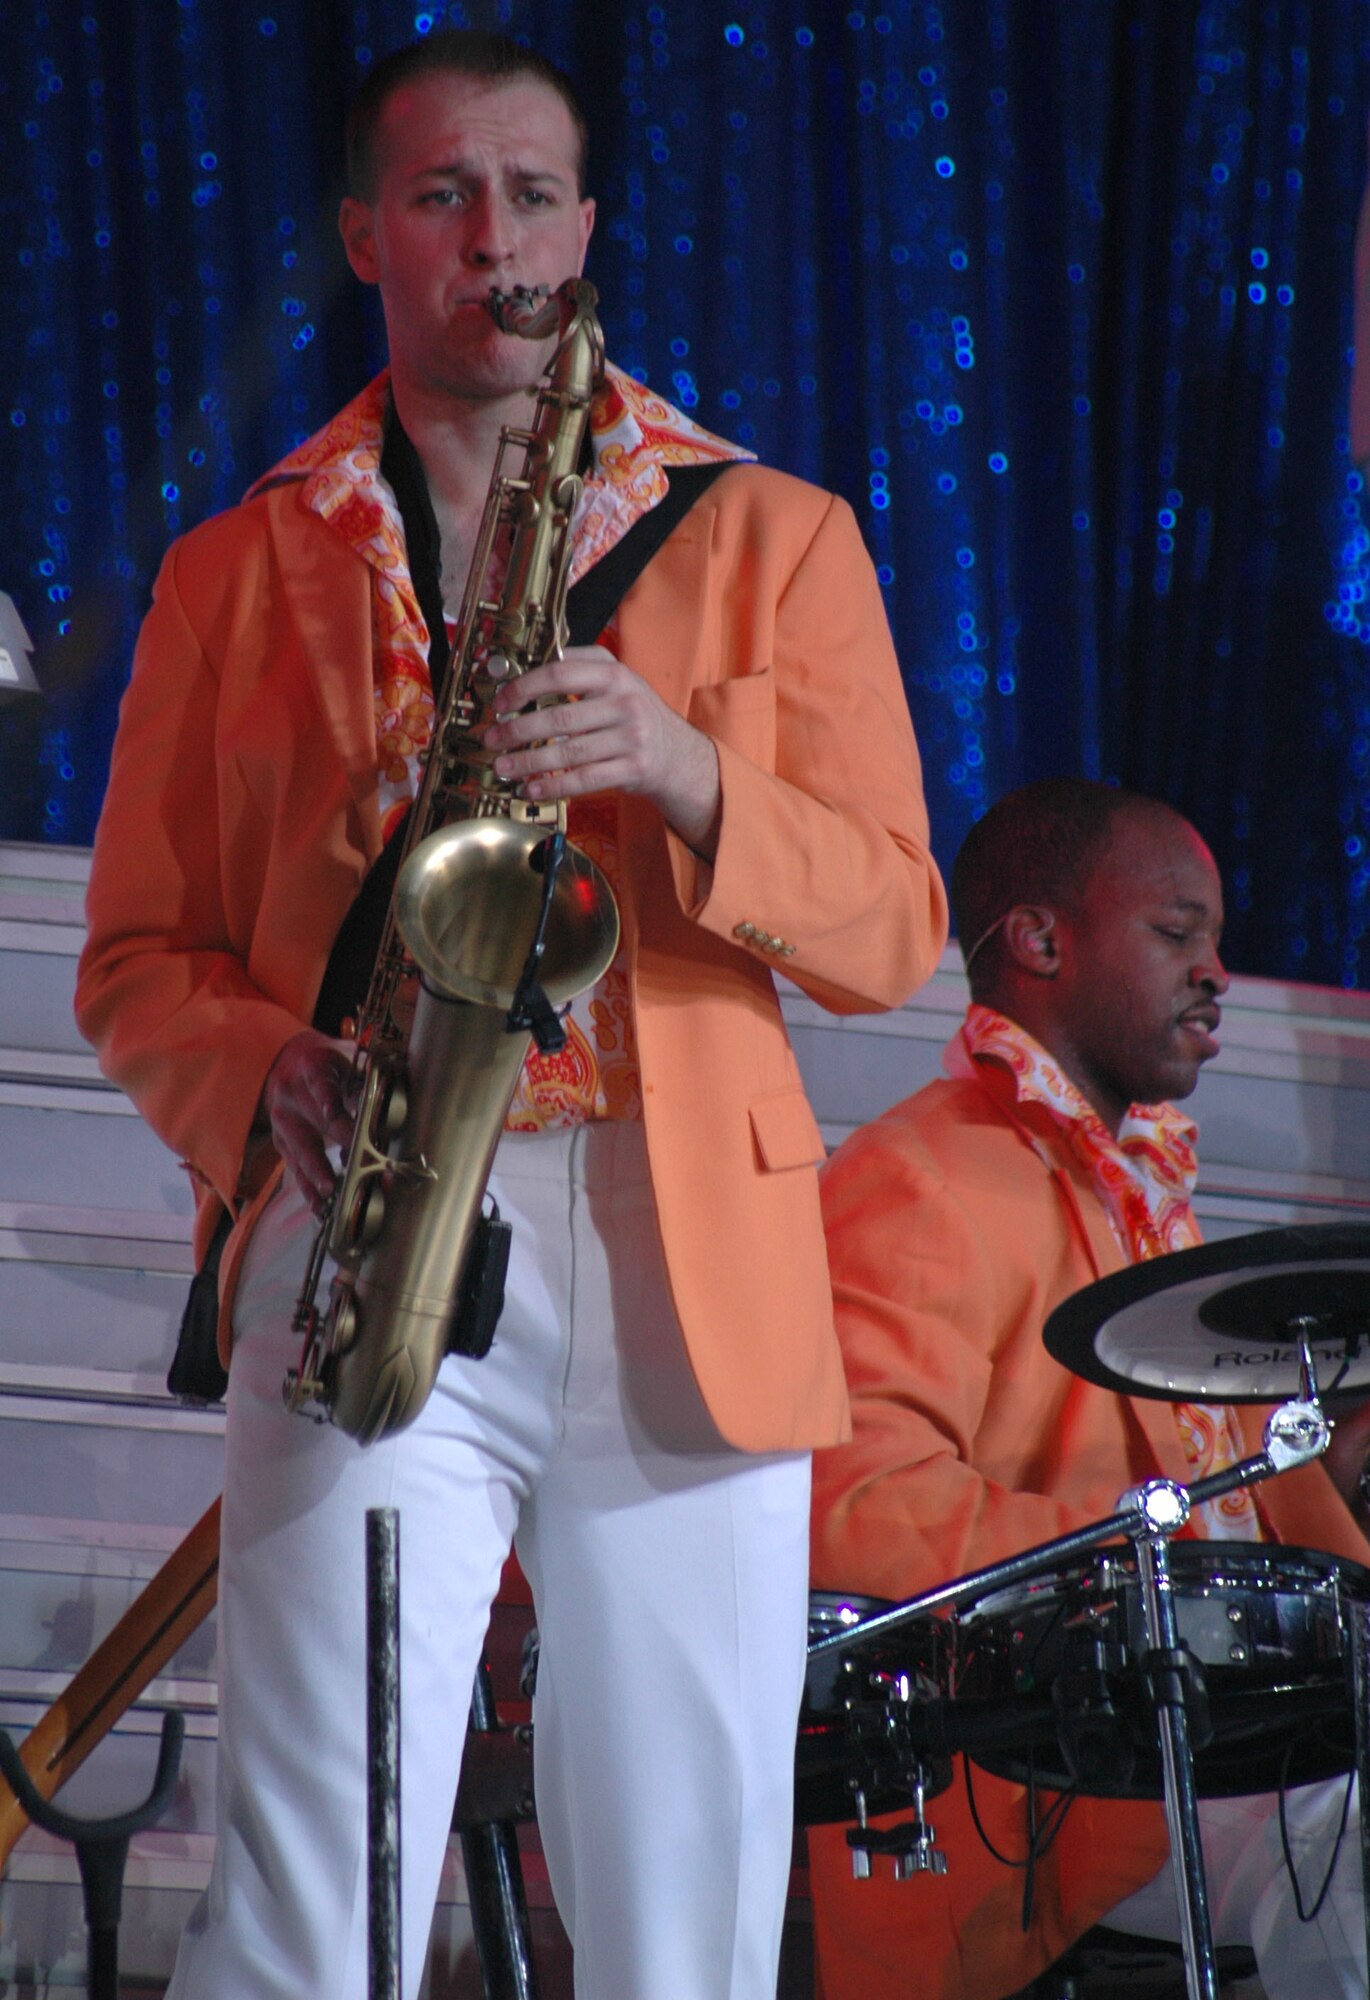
[809,1350,1338,2000]
[1128,1477,1218,2000]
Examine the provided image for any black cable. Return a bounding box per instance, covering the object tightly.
[960,1751,1077,1935]
[1277,1739,1354,1925]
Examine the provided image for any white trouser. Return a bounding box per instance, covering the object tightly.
[167,1123,812,2000]
[1105,1779,1366,1996]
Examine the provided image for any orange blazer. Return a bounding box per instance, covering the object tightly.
[75,462,948,1454]
[808,1066,1369,2000]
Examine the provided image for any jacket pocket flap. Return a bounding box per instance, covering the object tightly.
[749,1086,826,1170]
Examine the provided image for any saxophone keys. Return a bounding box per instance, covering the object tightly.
[339,1176,387,1251]
[329,1292,360,1356]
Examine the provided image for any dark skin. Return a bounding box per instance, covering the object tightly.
[975,801,1370,1524]
[973,804,1228,1137]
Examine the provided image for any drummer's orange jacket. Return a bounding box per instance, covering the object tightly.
[808,1057,1369,2000]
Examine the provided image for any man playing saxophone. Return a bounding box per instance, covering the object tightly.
[75,29,948,2000]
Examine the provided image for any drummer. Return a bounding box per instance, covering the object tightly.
[809,777,1370,2000]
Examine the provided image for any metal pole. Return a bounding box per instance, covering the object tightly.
[1351,1592,1370,1988]
[460,1656,541,2000]
[367,1507,402,2000]
[1133,1506,1218,2000]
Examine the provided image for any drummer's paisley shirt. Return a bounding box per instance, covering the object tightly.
[949,1007,1263,1540]
[248,364,751,1132]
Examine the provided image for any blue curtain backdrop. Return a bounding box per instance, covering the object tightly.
[4,0,1370,984]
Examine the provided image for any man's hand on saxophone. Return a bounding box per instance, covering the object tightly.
[259,1031,356,1216]
[485,643,723,862]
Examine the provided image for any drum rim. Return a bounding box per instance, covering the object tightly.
[957,1540,1370,1623]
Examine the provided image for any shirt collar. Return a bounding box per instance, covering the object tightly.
[944,1002,1199,1189]
[244,361,753,581]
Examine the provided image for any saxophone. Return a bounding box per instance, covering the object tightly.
[284,277,620,1445]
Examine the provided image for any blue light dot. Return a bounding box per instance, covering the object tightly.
[944,404,963,425]
[1249,282,1266,304]
[1073,510,1091,530]
[937,472,957,493]
[161,482,179,502]
[674,235,694,255]
[259,17,277,34]
[1250,246,1269,268]
[934,156,955,178]
[1276,284,1294,305]
[724,22,745,45]
[988,452,1008,473]
[795,26,814,46]
[956,547,975,568]
[950,248,968,270]
[1067,263,1085,283]
[870,491,890,510]
[876,564,894,585]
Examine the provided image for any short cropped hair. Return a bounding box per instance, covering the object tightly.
[345,30,590,201]
[951,777,1166,990]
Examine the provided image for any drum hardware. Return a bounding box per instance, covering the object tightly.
[811,1338,1341,2000]
[844,1762,948,1881]
[1130,1481,1218,2000]
[460,1658,540,2000]
[798,1592,954,1856]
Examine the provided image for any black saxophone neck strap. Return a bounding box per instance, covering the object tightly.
[311,442,735,1037]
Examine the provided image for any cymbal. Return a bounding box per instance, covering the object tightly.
[1043,1222,1370,1401]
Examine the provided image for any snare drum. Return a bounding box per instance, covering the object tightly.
[953,1543,1370,1799]
[796,1591,953,1826]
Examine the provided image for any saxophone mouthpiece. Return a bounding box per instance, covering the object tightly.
[488,279,599,342]
[487,284,554,336]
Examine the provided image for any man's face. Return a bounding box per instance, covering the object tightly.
[1048,808,1228,1127]
[339,72,595,409]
